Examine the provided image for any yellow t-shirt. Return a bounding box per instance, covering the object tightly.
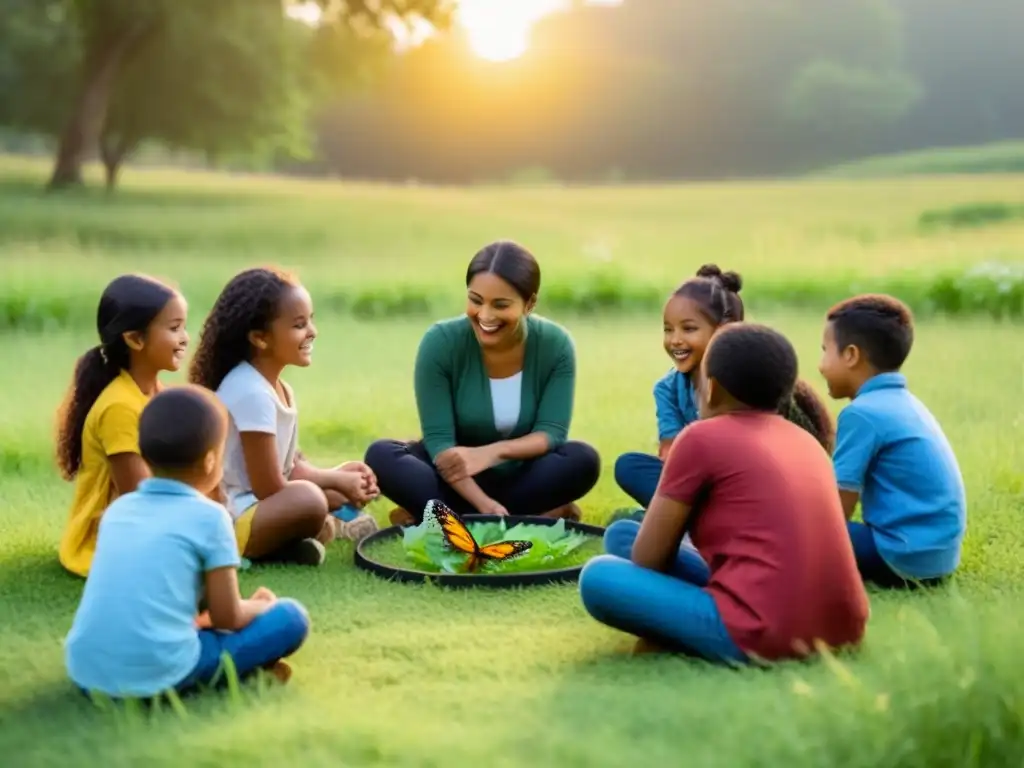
[59,370,150,577]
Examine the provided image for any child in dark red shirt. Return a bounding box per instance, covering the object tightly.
[579,323,869,663]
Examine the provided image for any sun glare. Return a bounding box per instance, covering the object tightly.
[458,0,564,62]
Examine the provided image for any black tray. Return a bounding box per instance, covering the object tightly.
[354,514,606,589]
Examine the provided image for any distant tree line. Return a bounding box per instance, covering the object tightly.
[1,0,1021,188]
[308,0,1024,182]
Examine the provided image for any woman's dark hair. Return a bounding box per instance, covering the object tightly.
[55,274,176,480]
[673,264,744,325]
[704,322,797,412]
[466,240,541,302]
[188,267,297,392]
[139,386,226,472]
[780,379,836,454]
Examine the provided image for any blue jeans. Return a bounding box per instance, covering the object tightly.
[579,520,745,664]
[847,522,947,590]
[176,598,310,692]
[614,452,664,508]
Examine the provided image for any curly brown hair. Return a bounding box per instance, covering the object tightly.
[780,379,836,455]
[188,267,298,391]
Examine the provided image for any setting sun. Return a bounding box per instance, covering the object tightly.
[458,0,565,62]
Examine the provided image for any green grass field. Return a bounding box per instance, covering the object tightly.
[1,155,1023,766]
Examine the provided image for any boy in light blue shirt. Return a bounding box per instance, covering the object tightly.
[65,386,311,699]
[818,294,966,587]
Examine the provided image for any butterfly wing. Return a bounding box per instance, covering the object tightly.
[477,540,533,562]
[423,499,479,556]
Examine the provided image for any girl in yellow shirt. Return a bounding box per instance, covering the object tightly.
[56,274,190,577]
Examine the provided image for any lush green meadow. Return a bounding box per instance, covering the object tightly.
[1,155,1023,766]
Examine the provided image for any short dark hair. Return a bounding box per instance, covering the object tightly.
[826,294,913,372]
[704,323,798,412]
[466,240,541,302]
[673,264,744,326]
[139,386,226,472]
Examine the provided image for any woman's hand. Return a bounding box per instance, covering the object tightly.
[476,498,509,516]
[435,446,500,483]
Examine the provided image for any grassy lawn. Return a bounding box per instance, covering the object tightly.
[1,156,1023,766]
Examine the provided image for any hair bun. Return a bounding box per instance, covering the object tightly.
[696,263,743,294]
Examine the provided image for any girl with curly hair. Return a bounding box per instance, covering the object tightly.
[56,274,189,577]
[189,267,378,567]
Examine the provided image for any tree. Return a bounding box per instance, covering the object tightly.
[5,0,452,190]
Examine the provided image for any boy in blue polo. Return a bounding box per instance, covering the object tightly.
[818,294,966,588]
[65,385,311,699]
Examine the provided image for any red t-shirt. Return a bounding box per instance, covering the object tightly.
[657,411,869,661]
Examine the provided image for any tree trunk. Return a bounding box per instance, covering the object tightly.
[100,132,137,192]
[47,20,155,191]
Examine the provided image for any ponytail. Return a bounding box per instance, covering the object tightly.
[781,379,835,455]
[54,274,175,480]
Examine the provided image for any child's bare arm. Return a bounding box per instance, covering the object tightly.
[239,432,288,500]
[109,453,150,496]
[204,567,272,631]
[839,490,860,521]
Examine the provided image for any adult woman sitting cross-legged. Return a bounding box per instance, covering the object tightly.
[365,240,601,526]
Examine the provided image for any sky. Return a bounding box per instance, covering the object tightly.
[289,0,622,62]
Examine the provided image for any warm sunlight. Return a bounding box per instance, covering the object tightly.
[458,0,565,62]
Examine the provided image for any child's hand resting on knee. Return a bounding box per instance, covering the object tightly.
[329,465,378,508]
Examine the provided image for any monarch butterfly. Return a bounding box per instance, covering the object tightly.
[424,500,532,573]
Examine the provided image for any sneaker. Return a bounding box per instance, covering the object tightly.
[335,513,379,543]
[260,538,326,567]
[389,508,417,527]
[606,506,645,525]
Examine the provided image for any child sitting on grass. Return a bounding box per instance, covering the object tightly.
[65,386,310,699]
[580,323,868,664]
[609,264,834,523]
[189,266,379,567]
[56,274,189,577]
[819,294,967,588]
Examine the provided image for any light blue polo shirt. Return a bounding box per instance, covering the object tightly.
[653,369,699,441]
[65,478,240,697]
[833,372,966,579]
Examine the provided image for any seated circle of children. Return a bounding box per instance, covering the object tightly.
[818,294,967,588]
[56,274,189,577]
[610,264,835,525]
[579,322,869,663]
[65,386,310,699]
[188,267,381,567]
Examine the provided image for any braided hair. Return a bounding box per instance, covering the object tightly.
[188,267,297,392]
[56,274,176,480]
[673,264,745,325]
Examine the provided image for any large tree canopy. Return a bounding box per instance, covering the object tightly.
[0,0,452,189]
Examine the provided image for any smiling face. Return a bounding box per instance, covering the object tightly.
[465,271,533,348]
[254,285,317,369]
[663,295,717,375]
[126,292,189,373]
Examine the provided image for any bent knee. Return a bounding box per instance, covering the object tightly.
[613,451,648,486]
[564,440,601,481]
[603,519,640,558]
[363,439,394,472]
[274,597,312,637]
[285,480,330,520]
[579,555,628,609]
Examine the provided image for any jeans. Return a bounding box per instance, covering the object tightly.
[364,438,601,522]
[847,522,948,590]
[579,520,745,664]
[613,452,664,508]
[176,598,310,692]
